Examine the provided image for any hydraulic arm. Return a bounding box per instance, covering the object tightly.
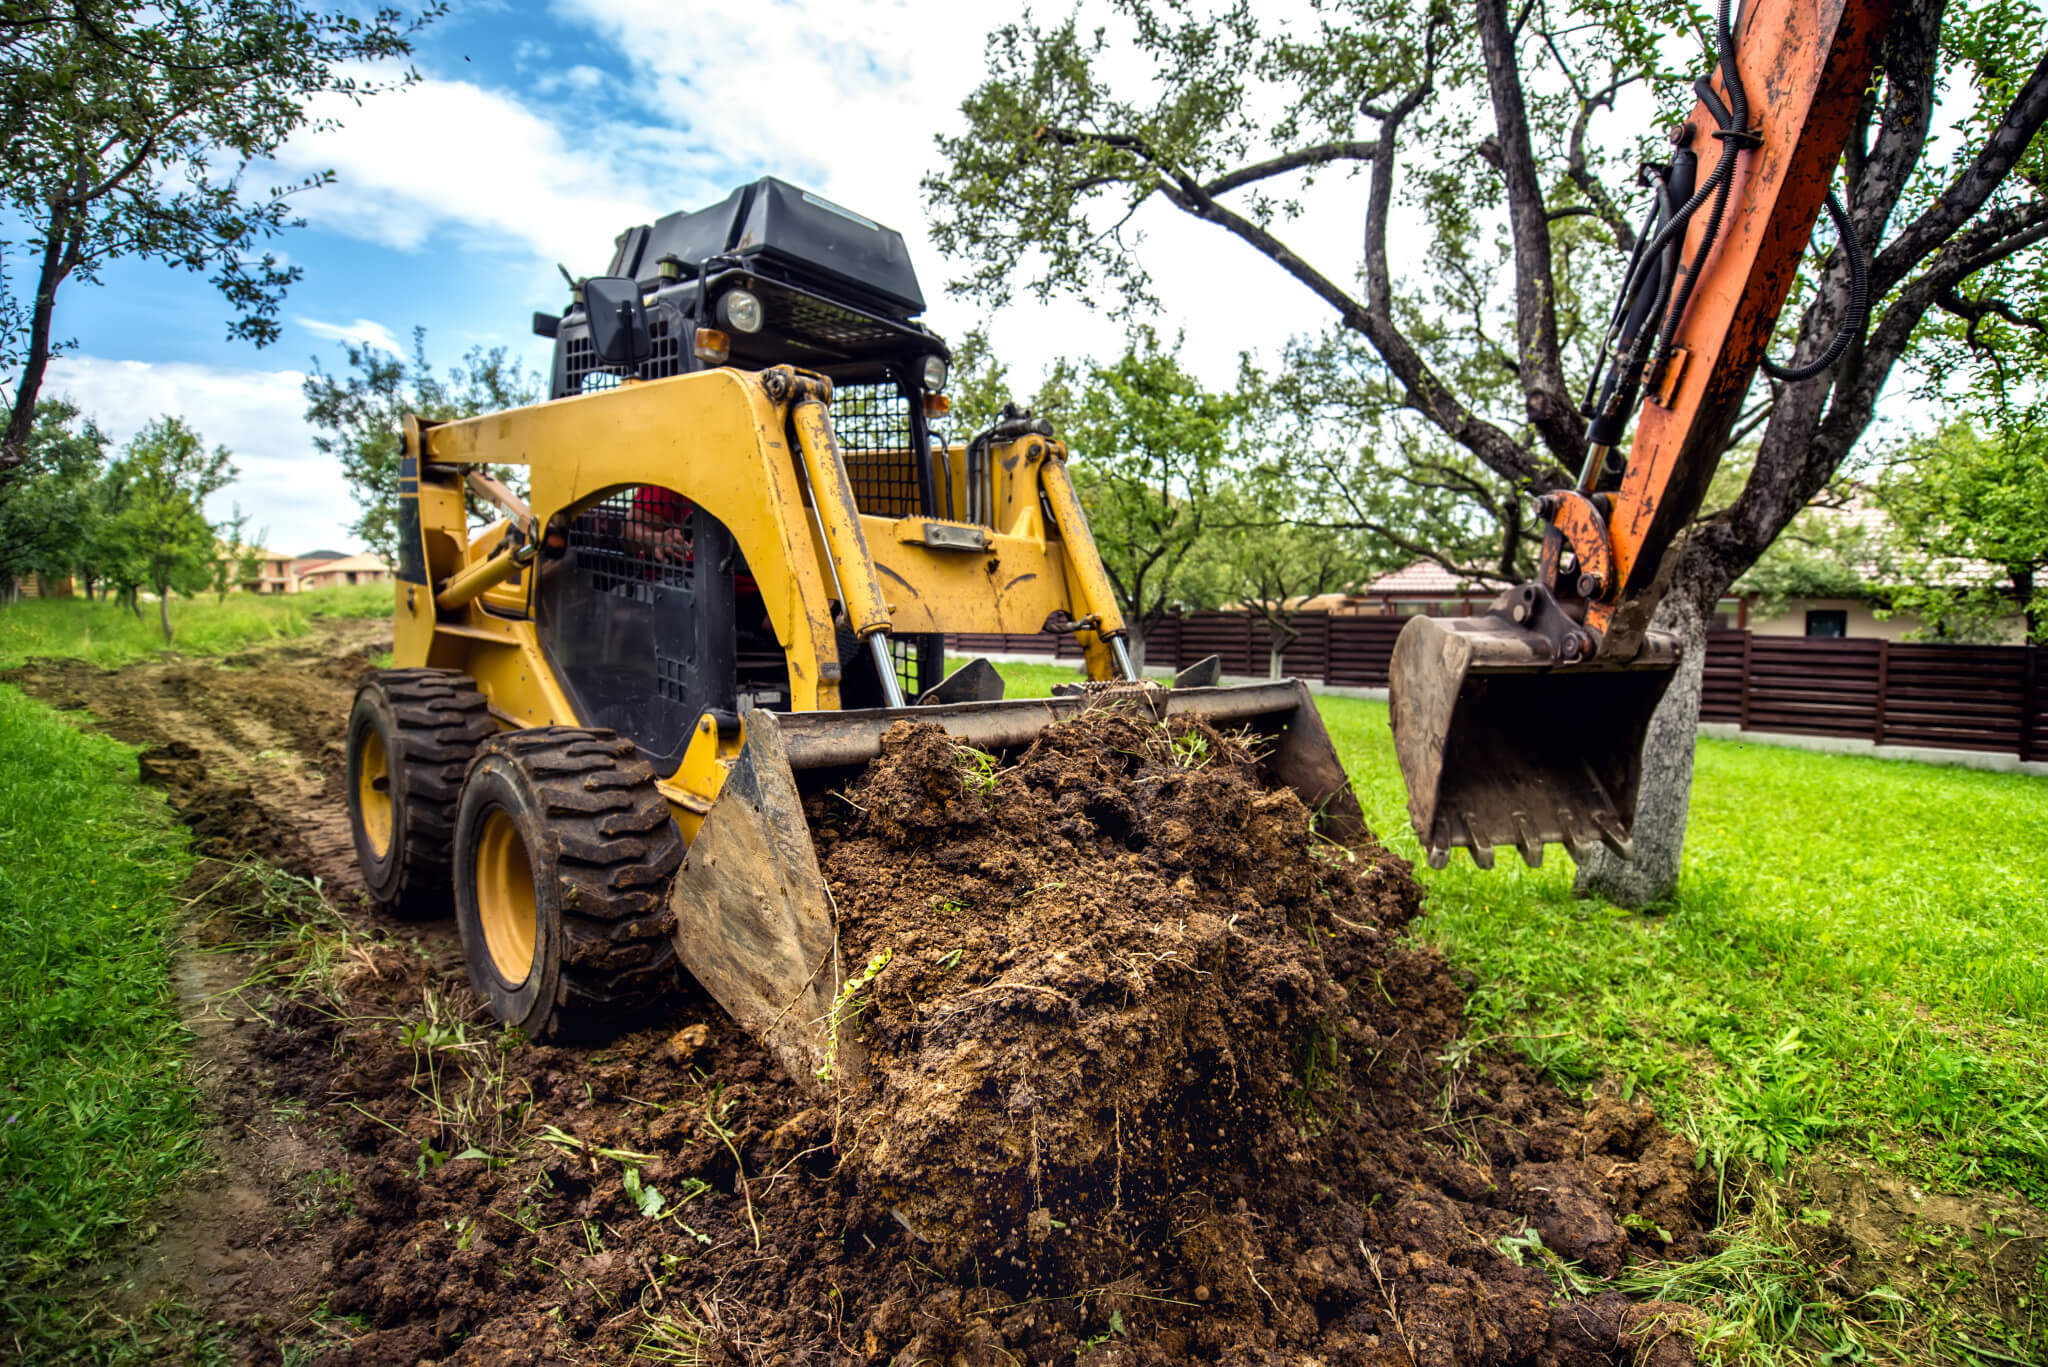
[1389,0,1889,869]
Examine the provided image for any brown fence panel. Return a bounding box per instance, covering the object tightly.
[1176,612,1259,676]
[2022,647,2046,763]
[1324,615,1406,687]
[946,632,1056,658]
[1700,630,1747,722]
[1742,637,1884,738]
[1882,643,2029,753]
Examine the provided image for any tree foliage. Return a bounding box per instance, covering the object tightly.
[0,398,105,595]
[1202,464,1385,675]
[1033,328,1252,660]
[1876,420,2048,640]
[303,332,539,559]
[0,0,439,467]
[94,415,235,640]
[927,0,2048,903]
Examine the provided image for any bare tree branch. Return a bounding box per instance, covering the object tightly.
[1565,73,1640,254]
[1202,141,1378,197]
[1476,0,1585,466]
[1870,48,2048,294]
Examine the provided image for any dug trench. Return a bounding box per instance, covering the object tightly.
[10,622,1720,1365]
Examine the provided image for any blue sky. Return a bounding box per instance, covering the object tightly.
[38,0,1380,554]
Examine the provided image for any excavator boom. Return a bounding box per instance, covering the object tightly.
[1391,0,1891,869]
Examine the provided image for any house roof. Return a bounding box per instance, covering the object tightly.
[296,549,347,562]
[1357,560,1490,596]
[300,552,389,574]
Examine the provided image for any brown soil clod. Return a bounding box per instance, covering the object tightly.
[11,626,1718,1365]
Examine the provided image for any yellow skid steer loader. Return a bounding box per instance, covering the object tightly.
[345,179,1361,1084]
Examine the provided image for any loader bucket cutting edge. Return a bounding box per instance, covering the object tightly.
[665,680,1365,1091]
[1388,615,1679,871]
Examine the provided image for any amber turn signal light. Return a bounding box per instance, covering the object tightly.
[693,328,730,363]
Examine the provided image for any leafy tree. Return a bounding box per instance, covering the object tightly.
[940,327,1015,442]
[1035,328,1249,665]
[927,0,2048,904]
[1876,421,2048,641]
[0,0,439,469]
[95,416,235,641]
[1204,463,1385,677]
[303,332,540,559]
[0,398,105,599]
[211,503,266,601]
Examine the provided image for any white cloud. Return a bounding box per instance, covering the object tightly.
[297,315,404,353]
[543,0,1382,389]
[45,356,361,555]
[267,68,703,270]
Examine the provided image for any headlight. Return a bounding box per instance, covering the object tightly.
[720,288,764,334]
[920,354,948,392]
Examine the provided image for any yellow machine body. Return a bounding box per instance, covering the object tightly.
[388,364,1362,1082]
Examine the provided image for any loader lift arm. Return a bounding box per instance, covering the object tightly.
[1389,0,1890,869]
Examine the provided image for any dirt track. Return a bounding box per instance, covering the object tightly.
[8,622,1716,1365]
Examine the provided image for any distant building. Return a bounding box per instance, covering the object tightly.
[295,552,390,591]
[293,549,348,578]
[1736,499,2028,642]
[1283,560,1747,629]
[246,549,297,595]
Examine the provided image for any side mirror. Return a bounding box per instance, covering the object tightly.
[583,275,651,371]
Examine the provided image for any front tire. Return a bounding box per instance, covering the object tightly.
[346,669,493,919]
[453,728,682,1039]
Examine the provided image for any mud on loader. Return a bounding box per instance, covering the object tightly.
[345,178,1362,1084]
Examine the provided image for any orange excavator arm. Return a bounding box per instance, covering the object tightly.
[1389,0,1890,869]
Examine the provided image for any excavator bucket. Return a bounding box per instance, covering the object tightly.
[666,680,1363,1085]
[1388,616,1680,870]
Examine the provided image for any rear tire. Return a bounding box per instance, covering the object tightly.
[346,669,494,919]
[452,728,682,1039]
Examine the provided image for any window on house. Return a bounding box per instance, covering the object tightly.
[1805,609,1848,638]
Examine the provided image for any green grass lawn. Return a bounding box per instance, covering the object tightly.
[0,686,203,1353]
[0,583,391,670]
[974,655,2048,1359]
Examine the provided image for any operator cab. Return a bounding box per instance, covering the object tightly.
[530,179,955,748]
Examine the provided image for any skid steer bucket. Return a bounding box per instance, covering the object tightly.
[666,680,1363,1087]
[1388,615,1679,870]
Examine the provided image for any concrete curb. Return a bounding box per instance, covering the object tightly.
[1696,722,2048,777]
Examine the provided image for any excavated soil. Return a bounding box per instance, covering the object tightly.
[8,624,1719,1365]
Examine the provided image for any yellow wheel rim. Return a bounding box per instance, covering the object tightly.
[475,808,538,985]
[356,729,393,858]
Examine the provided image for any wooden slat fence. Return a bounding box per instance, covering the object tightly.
[951,615,2048,762]
[1699,629,2044,760]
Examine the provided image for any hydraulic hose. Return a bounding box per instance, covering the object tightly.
[1760,189,1871,381]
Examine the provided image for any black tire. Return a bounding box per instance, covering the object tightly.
[452,728,682,1039]
[346,669,494,919]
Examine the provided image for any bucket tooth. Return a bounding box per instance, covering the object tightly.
[1510,812,1543,868]
[1555,807,1596,862]
[1463,812,1496,871]
[1592,809,1634,858]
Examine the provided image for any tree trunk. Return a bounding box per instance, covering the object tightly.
[1126,624,1147,672]
[1572,589,1709,907]
[3,206,77,467]
[158,586,174,643]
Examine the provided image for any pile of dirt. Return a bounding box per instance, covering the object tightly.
[10,629,1719,1364]
[811,716,1711,1363]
